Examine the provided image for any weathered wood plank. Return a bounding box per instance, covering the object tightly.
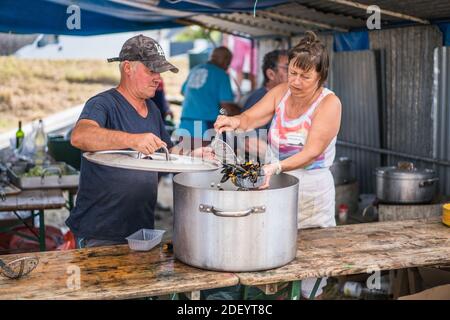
[0,245,239,300]
[0,190,66,211]
[0,218,447,299]
[237,218,450,286]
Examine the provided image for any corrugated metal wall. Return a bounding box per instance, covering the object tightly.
[369,26,442,169]
[257,26,450,195]
[331,50,381,193]
[433,46,450,195]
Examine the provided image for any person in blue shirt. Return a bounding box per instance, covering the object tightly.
[178,46,240,148]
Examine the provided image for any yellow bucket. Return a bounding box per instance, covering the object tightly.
[443,203,450,227]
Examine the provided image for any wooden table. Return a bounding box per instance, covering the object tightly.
[237,217,450,298]
[0,189,66,251]
[0,245,238,300]
[0,218,448,300]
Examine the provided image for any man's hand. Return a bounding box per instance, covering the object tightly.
[189,147,216,160]
[130,133,166,154]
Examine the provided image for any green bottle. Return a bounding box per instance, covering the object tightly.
[16,120,24,149]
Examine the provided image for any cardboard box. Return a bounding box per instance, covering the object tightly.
[398,284,450,300]
[418,266,450,289]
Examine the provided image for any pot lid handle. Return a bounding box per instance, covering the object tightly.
[397,161,414,171]
[138,146,170,161]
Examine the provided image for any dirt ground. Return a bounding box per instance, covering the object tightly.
[0,56,188,133]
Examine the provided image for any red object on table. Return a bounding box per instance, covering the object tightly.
[57,230,76,250]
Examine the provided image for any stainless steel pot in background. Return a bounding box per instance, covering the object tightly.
[330,157,354,186]
[375,162,439,204]
[172,171,299,272]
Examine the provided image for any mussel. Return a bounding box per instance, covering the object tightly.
[219,161,263,187]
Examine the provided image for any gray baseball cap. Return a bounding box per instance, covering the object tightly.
[107,34,179,73]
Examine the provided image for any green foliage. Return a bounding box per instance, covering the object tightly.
[174,26,221,44]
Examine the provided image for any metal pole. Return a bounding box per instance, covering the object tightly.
[39,210,46,251]
[337,140,450,167]
[323,0,430,24]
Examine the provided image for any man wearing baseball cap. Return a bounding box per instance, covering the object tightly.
[66,35,211,248]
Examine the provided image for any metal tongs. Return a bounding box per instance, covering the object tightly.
[0,256,39,280]
[211,108,239,165]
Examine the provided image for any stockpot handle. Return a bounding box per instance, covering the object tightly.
[199,204,266,217]
[419,178,439,187]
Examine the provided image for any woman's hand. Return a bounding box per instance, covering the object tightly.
[258,162,280,189]
[214,115,240,133]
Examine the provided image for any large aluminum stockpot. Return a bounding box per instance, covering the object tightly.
[172,171,299,272]
[375,163,439,204]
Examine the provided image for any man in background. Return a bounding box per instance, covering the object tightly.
[241,49,288,161]
[178,46,240,148]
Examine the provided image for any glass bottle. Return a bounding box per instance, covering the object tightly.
[34,119,47,164]
[15,120,25,149]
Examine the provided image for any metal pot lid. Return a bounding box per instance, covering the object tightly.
[375,163,436,180]
[332,157,352,165]
[83,150,220,173]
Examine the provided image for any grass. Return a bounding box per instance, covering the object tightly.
[0,56,188,133]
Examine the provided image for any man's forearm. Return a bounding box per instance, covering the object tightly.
[72,125,133,151]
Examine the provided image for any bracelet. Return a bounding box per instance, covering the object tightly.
[275,162,282,175]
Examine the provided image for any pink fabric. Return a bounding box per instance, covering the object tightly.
[229,37,257,76]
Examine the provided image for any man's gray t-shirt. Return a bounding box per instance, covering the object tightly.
[66,88,173,241]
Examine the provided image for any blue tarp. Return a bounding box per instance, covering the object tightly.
[0,0,180,35]
[0,0,289,35]
[333,31,370,52]
[158,0,287,13]
[438,22,450,46]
